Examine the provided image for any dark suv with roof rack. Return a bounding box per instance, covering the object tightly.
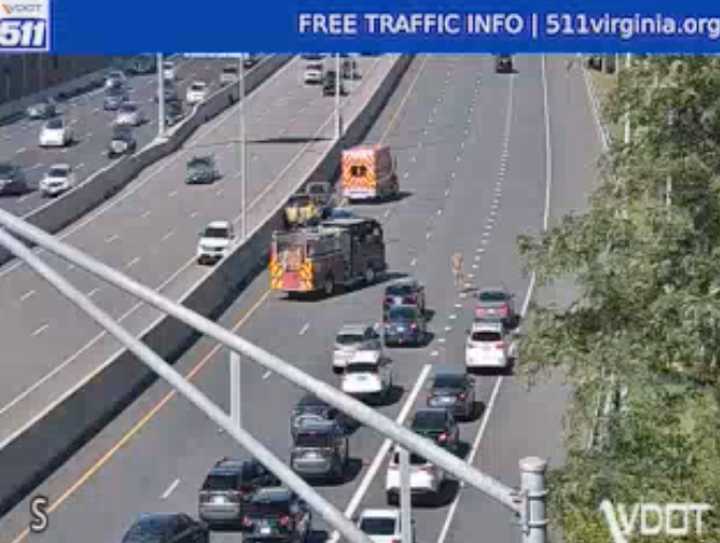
[291,393,349,438]
[290,419,349,482]
[198,458,280,529]
[242,487,312,543]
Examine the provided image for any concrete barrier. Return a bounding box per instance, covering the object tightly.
[0,56,290,266]
[0,55,413,517]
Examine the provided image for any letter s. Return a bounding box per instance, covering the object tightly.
[30,495,49,533]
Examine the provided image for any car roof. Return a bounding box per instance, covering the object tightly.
[338,323,371,335]
[207,220,231,229]
[252,487,292,502]
[414,407,447,417]
[297,393,328,407]
[477,286,509,294]
[295,418,337,434]
[471,320,504,332]
[192,80,207,86]
[49,163,70,170]
[348,350,382,364]
[359,509,400,520]
[211,458,247,473]
[388,304,418,313]
[386,278,420,289]
[433,366,466,379]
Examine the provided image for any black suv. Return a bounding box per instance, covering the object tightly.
[198,458,280,529]
[121,513,208,543]
[411,408,460,451]
[291,393,349,438]
[495,54,513,73]
[322,70,346,96]
[383,278,426,317]
[242,487,312,543]
[290,419,349,482]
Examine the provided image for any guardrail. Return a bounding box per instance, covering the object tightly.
[0,54,412,518]
[0,55,291,267]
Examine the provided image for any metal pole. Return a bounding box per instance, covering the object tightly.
[157,52,165,139]
[399,447,412,543]
[239,54,247,240]
[0,227,373,543]
[0,208,522,515]
[520,457,548,543]
[335,53,341,139]
[230,350,241,428]
[623,53,631,145]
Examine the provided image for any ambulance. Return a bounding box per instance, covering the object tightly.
[340,145,398,201]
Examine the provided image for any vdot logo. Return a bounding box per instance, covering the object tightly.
[600,500,711,542]
[0,2,44,16]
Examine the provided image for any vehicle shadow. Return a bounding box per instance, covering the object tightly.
[377,384,405,408]
[459,400,486,424]
[250,136,333,144]
[284,272,410,302]
[454,441,471,460]
[423,308,436,322]
[412,479,461,509]
[468,360,515,377]
[308,530,330,543]
[349,191,412,206]
[308,458,364,488]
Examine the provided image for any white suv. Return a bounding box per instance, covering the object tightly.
[196,221,235,265]
[465,320,511,370]
[341,350,393,402]
[357,509,415,543]
[332,323,382,373]
[385,445,445,505]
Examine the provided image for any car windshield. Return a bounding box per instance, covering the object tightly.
[471,331,502,342]
[308,184,327,194]
[109,71,123,78]
[189,158,211,168]
[163,62,174,69]
[202,474,237,491]
[386,284,415,296]
[191,82,206,91]
[336,333,365,345]
[119,104,137,112]
[433,374,465,389]
[223,66,238,74]
[203,227,230,239]
[478,291,508,302]
[360,518,397,536]
[289,195,311,206]
[393,451,427,465]
[307,63,323,70]
[45,119,62,129]
[107,86,124,96]
[346,363,378,374]
[388,307,417,321]
[122,518,171,541]
[48,167,68,177]
[0,164,14,175]
[412,411,446,430]
[295,432,333,448]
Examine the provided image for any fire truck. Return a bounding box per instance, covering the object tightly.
[270,216,387,297]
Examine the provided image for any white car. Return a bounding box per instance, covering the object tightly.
[332,323,382,372]
[465,320,511,370]
[385,444,446,505]
[104,70,127,89]
[340,350,393,401]
[186,81,209,104]
[196,220,235,265]
[39,163,75,197]
[357,509,415,543]
[162,61,176,81]
[304,62,324,84]
[114,102,146,127]
[39,118,73,147]
[219,65,239,85]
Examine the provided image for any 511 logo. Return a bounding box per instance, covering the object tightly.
[0,0,49,51]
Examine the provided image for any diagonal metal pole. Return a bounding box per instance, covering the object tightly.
[156,53,165,140]
[0,226,372,543]
[0,209,523,514]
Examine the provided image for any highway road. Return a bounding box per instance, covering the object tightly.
[0,55,600,543]
[0,55,231,217]
[0,56,392,452]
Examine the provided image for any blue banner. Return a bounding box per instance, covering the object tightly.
[38,0,720,53]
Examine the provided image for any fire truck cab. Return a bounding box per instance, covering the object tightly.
[270,217,387,297]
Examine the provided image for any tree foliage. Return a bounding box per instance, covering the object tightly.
[518,56,720,541]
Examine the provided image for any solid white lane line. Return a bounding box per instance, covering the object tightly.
[327,364,433,543]
[298,323,309,336]
[32,324,49,337]
[20,290,35,302]
[161,478,180,500]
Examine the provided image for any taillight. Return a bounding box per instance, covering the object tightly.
[410,323,417,330]
[279,515,291,527]
[438,433,448,442]
[475,307,486,314]
[404,295,416,303]
[495,341,505,350]
[498,305,508,316]
[391,539,401,543]
[242,516,253,528]
[458,392,466,400]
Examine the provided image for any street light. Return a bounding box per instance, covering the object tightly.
[156,52,166,140]
[335,53,342,140]
[239,53,247,240]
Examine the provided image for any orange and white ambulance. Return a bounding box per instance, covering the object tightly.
[340,144,398,201]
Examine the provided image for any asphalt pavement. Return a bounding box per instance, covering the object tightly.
[0,55,600,543]
[0,55,232,217]
[0,56,393,450]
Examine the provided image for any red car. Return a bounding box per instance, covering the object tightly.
[474,287,517,327]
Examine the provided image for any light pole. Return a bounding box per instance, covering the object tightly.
[239,53,247,240]
[335,53,342,140]
[399,448,412,543]
[157,52,166,140]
